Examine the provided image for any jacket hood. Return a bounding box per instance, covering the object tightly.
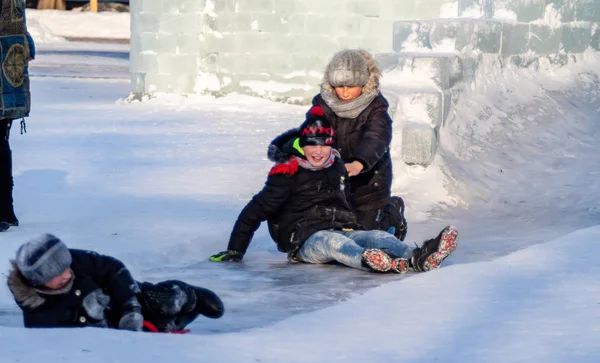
[321,49,381,95]
[268,127,304,163]
[7,260,45,309]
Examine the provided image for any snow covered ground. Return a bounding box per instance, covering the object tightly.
[0,10,599,363]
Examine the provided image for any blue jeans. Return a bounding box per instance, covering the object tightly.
[296,230,413,271]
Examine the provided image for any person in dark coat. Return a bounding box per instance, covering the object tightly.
[267,49,407,241]
[211,108,458,274]
[7,234,224,332]
[0,0,36,229]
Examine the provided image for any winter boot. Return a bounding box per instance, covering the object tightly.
[389,196,407,241]
[361,248,393,272]
[192,286,224,319]
[390,196,405,216]
[383,250,409,274]
[1,209,18,226]
[410,225,459,272]
[390,257,409,273]
[138,280,196,316]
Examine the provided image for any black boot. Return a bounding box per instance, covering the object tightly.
[192,286,224,319]
[410,226,459,272]
[390,196,405,219]
[382,196,407,241]
[138,280,199,332]
[139,280,224,322]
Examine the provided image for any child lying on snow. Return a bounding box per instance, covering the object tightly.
[211,107,458,273]
[7,234,224,332]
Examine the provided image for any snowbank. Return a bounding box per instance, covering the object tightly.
[25,16,66,43]
[26,9,130,40]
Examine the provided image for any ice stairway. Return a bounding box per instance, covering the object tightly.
[377,19,470,167]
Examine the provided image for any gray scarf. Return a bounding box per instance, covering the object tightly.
[320,86,379,119]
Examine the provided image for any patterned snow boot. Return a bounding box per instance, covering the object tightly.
[410,225,459,272]
[390,257,409,273]
[361,248,393,272]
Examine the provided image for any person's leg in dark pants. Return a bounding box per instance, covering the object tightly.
[354,208,382,231]
[355,200,407,241]
[0,119,17,226]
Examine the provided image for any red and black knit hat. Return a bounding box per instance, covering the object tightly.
[299,106,335,147]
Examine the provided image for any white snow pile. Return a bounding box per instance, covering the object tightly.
[26,9,130,40]
[25,16,66,43]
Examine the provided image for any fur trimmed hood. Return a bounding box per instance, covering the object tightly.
[321,49,381,95]
[7,260,45,309]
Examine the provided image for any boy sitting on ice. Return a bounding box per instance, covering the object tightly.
[211,107,458,273]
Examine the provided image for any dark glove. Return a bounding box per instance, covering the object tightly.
[209,250,243,262]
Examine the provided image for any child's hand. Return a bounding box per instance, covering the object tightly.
[210,250,243,262]
[118,310,143,331]
[345,161,364,176]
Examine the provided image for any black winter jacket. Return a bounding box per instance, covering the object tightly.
[7,249,140,328]
[228,152,360,255]
[269,93,393,212]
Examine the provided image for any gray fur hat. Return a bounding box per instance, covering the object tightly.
[15,234,72,286]
[326,49,370,88]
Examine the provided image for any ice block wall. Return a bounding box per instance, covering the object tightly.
[129,0,454,101]
[129,1,600,166]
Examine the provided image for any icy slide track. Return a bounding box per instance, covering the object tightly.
[437,52,600,265]
[0,49,599,335]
